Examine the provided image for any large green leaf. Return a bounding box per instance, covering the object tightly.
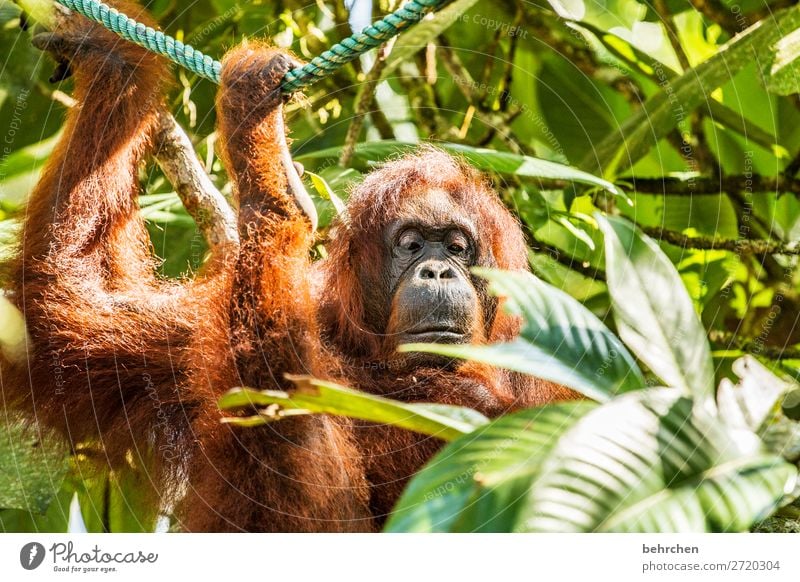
[218,376,488,442]
[0,133,60,206]
[535,52,633,167]
[445,143,622,198]
[0,480,72,533]
[385,401,596,532]
[598,215,715,405]
[519,389,797,532]
[296,141,620,195]
[577,18,786,158]
[400,268,645,401]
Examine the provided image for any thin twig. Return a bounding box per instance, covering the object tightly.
[654,0,692,72]
[369,109,395,140]
[709,329,800,360]
[726,189,787,281]
[497,5,523,113]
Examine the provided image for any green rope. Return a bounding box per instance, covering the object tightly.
[53,0,447,92]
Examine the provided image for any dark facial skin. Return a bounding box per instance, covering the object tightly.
[385,215,481,350]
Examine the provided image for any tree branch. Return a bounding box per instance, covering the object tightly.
[625,174,800,196]
[153,111,238,256]
[641,226,800,256]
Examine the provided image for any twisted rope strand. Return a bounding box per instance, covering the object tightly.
[54,0,447,91]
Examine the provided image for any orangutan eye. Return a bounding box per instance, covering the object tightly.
[398,230,424,253]
[446,231,470,257]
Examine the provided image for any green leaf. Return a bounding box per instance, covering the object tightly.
[400,268,645,401]
[554,213,595,250]
[718,356,791,432]
[138,192,195,226]
[0,134,60,206]
[54,454,159,533]
[296,141,620,196]
[218,376,487,442]
[597,215,715,404]
[0,133,59,182]
[545,0,648,31]
[578,18,786,157]
[305,170,346,215]
[104,469,161,532]
[519,389,797,532]
[385,402,596,532]
[441,144,621,197]
[0,419,68,513]
[510,187,550,231]
[14,0,57,28]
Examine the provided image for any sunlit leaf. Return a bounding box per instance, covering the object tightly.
[386,402,596,532]
[584,5,800,177]
[718,356,791,432]
[0,293,28,363]
[519,389,797,532]
[297,141,621,196]
[219,376,488,442]
[306,170,346,215]
[597,215,715,405]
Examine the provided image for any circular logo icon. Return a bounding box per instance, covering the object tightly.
[20,542,46,570]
